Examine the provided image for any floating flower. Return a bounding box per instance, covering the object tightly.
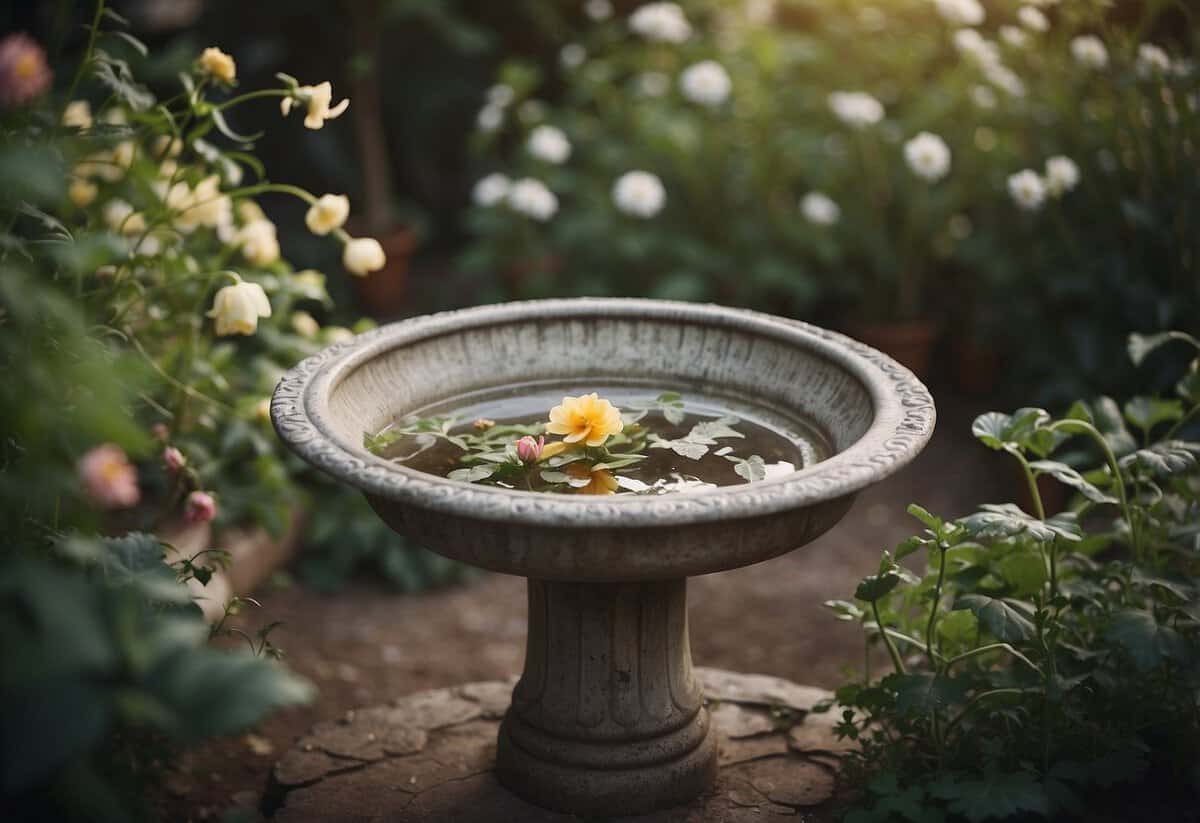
[800,192,840,226]
[473,173,511,207]
[237,219,280,267]
[546,393,624,447]
[198,47,236,84]
[163,446,187,473]
[0,33,51,106]
[612,170,666,218]
[1016,6,1048,32]
[904,132,952,182]
[560,43,587,70]
[62,100,92,129]
[680,60,732,107]
[281,81,349,129]
[539,441,571,461]
[78,443,139,509]
[585,0,613,21]
[516,435,545,464]
[1136,43,1170,78]
[1070,35,1108,69]
[305,193,350,235]
[527,125,571,164]
[1044,155,1080,196]
[828,91,884,128]
[69,178,98,208]
[207,279,272,336]
[343,237,387,275]
[1007,169,1046,210]
[933,0,985,27]
[508,178,559,221]
[629,2,692,42]
[566,463,619,495]
[185,490,217,524]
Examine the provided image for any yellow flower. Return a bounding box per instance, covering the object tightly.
[281,81,349,129]
[173,175,232,233]
[343,237,386,276]
[290,310,320,339]
[538,441,572,461]
[62,100,92,129]
[237,219,280,267]
[68,177,97,207]
[566,463,619,495]
[199,47,236,83]
[545,393,623,447]
[305,193,349,235]
[102,199,146,235]
[207,279,271,336]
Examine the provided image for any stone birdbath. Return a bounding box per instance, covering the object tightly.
[271,298,934,817]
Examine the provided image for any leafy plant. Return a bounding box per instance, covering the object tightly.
[828,331,1200,822]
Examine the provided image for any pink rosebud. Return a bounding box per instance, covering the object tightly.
[162,446,186,473]
[78,444,140,509]
[516,435,544,464]
[0,34,52,107]
[184,490,217,524]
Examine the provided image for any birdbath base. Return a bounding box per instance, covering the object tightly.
[267,668,849,822]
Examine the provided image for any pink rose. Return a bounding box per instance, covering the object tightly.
[184,490,217,524]
[78,444,140,509]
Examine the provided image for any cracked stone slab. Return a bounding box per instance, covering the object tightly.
[270,670,845,822]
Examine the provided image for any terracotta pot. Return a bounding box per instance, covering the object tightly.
[849,321,940,380]
[349,224,417,318]
[953,337,1003,398]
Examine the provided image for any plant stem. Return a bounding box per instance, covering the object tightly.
[872,600,906,675]
[926,546,946,670]
[64,0,104,113]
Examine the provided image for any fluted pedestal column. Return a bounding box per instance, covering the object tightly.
[496,578,717,816]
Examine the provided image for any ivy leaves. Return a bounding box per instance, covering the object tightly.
[648,415,742,459]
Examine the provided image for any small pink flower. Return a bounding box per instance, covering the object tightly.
[78,444,140,509]
[516,435,545,464]
[0,34,52,106]
[184,490,217,524]
[162,446,186,473]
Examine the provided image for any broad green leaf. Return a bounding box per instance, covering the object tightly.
[1105,610,1185,672]
[959,503,1082,543]
[1118,441,1199,476]
[894,534,929,561]
[855,568,902,603]
[823,599,865,622]
[1027,460,1118,505]
[928,769,1049,823]
[954,594,1036,642]
[1128,331,1200,366]
[996,552,1047,597]
[936,609,978,647]
[888,673,970,716]
[972,408,1049,451]
[447,465,495,483]
[1176,370,1200,404]
[1123,396,1183,435]
[907,503,943,531]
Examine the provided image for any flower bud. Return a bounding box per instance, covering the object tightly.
[343,237,386,276]
[162,446,186,473]
[516,435,545,464]
[185,490,217,524]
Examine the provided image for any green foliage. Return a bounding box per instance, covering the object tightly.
[830,332,1200,821]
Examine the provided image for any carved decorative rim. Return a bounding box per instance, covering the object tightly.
[271,299,935,528]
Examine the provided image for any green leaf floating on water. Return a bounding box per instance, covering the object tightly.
[649,415,744,460]
[447,465,495,483]
[728,454,766,482]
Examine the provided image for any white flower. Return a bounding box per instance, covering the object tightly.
[800,192,840,226]
[585,0,613,21]
[828,91,884,128]
[636,71,671,97]
[1000,25,1028,47]
[1137,43,1170,77]
[971,85,998,109]
[237,219,280,267]
[629,2,692,43]
[281,81,349,130]
[933,0,985,27]
[954,29,1000,66]
[904,132,952,182]
[343,238,387,275]
[207,279,271,336]
[612,170,666,218]
[305,194,350,235]
[984,63,1026,97]
[560,43,587,69]
[199,47,237,84]
[472,173,511,207]
[291,310,320,339]
[1044,155,1080,196]
[679,61,732,107]
[1070,35,1108,69]
[477,103,504,132]
[507,178,559,221]
[1016,6,1049,32]
[487,84,514,107]
[527,125,571,164]
[62,100,92,129]
[1007,169,1046,210]
[103,199,146,235]
[174,175,232,234]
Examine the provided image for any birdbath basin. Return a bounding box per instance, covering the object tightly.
[271,298,935,816]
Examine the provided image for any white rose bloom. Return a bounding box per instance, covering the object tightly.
[585,0,613,21]
[238,219,281,267]
[487,84,515,107]
[1044,155,1080,196]
[477,103,504,133]
[629,2,692,43]
[527,125,572,164]
[207,280,271,336]
[1000,25,1028,47]
[612,171,666,218]
[472,173,511,207]
[1016,6,1049,32]
[636,71,671,97]
[828,91,884,128]
[560,43,587,69]
[507,178,559,221]
[343,237,387,275]
[800,192,840,226]
[933,0,985,27]
[679,61,732,107]
[1137,43,1170,77]
[1070,35,1108,69]
[1007,169,1046,210]
[971,85,998,109]
[904,132,952,182]
[305,193,350,236]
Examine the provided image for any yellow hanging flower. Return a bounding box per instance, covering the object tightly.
[281,81,349,129]
[305,193,349,235]
[62,100,92,129]
[199,47,236,84]
[545,393,624,447]
[566,463,619,496]
[342,237,386,276]
[207,279,271,336]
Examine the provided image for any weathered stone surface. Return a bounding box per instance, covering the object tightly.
[787,705,858,754]
[270,671,845,822]
[697,667,832,713]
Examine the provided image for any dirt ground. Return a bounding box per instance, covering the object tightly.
[157,388,1011,821]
